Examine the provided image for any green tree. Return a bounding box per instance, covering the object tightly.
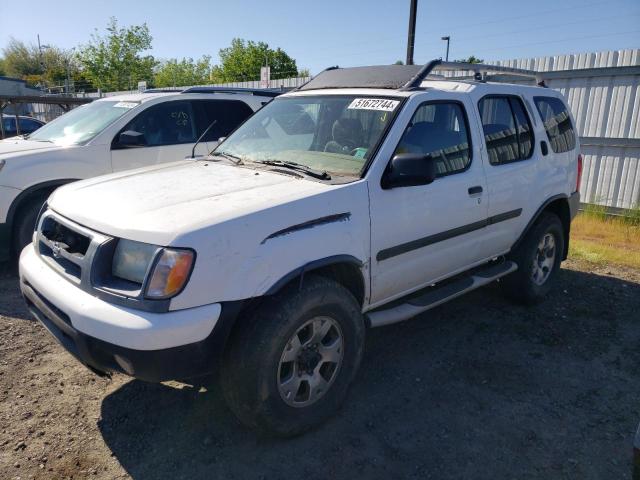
[1,37,77,88]
[0,57,6,76]
[154,55,214,87]
[456,55,484,64]
[77,17,156,91]
[216,38,298,82]
[394,60,404,65]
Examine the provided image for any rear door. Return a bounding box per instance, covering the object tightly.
[368,93,492,306]
[472,92,539,252]
[110,100,202,171]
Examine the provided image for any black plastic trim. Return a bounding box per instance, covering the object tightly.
[262,213,351,244]
[511,194,568,254]
[265,254,364,295]
[377,208,522,261]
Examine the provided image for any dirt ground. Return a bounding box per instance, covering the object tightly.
[1,258,639,480]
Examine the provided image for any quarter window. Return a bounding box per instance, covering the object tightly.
[534,96,576,153]
[478,96,534,165]
[395,102,471,177]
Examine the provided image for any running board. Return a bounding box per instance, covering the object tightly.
[366,261,517,328]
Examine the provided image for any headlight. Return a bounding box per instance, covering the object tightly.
[146,248,195,299]
[112,239,158,284]
[112,239,195,299]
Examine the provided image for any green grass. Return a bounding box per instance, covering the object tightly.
[570,205,640,269]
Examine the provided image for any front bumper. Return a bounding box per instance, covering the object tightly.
[19,245,240,382]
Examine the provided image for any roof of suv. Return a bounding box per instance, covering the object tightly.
[290,60,548,97]
[95,87,282,104]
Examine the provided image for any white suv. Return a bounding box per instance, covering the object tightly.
[0,87,278,260]
[19,61,581,436]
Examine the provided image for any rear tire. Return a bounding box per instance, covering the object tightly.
[13,196,46,257]
[501,212,564,305]
[221,275,365,436]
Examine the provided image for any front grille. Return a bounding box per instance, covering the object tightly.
[36,211,108,285]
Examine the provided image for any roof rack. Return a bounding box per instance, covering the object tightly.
[298,59,546,91]
[180,86,283,97]
[421,60,545,87]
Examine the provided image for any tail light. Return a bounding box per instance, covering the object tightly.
[576,154,583,192]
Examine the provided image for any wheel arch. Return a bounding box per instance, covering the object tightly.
[265,255,367,307]
[6,178,78,242]
[513,194,571,260]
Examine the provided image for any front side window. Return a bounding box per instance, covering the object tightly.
[120,100,196,147]
[19,118,43,133]
[28,101,136,146]
[478,96,534,165]
[395,102,471,177]
[534,96,576,153]
[215,95,401,177]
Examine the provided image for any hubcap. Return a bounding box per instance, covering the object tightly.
[532,232,556,286]
[277,316,344,408]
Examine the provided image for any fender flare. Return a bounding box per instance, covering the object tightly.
[265,254,365,296]
[511,193,571,258]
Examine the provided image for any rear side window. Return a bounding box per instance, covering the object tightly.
[192,100,253,142]
[478,96,534,165]
[534,96,576,153]
[394,102,471,177]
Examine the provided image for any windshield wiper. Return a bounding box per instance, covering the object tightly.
[255,160,331,180]
[209,151,244,165]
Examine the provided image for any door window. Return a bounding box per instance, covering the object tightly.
[533,96,576,153]
[19,118,43,133]
[478,96,534,165]
[120,101,196,147]
[2,117,16,134]
[394,102,472,177]
[192,100,254,142]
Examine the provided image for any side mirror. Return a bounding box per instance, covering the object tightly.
[383,153,437,189]
[117,130,146,147]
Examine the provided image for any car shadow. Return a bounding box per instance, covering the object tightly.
[0,263,30,320]
[99,267,640,480]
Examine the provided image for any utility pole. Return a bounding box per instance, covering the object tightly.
[406,0,418,65]
[441,36,451,61]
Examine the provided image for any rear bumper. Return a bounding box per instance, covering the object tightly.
[569,191,580,220]
[19,245,243,382]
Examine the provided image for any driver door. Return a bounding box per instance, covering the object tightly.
[368,94,492,306]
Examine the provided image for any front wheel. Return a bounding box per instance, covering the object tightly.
[501,212,565,304]
[221,275,365,436]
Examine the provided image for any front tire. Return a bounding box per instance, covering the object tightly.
[221,275,365,436]
[13,196,46,257]
[501,212,565,304]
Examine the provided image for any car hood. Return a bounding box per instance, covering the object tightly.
[48,160,334,245]
[0,137,63,157]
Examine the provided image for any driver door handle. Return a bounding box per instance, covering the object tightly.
[468,185,483,195]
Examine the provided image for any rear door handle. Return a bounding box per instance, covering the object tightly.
[468,186,483,195]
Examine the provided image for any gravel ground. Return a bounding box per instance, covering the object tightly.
[1,258,639,480]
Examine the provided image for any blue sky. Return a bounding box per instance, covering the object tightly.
[1,0,638,75]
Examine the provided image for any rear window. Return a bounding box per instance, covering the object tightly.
[534,96,576,153]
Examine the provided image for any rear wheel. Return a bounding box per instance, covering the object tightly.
[501,212,564,304]
[221,275,365,436]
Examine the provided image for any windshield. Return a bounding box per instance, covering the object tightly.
[214,95,402,177]
[28,100,138,146]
